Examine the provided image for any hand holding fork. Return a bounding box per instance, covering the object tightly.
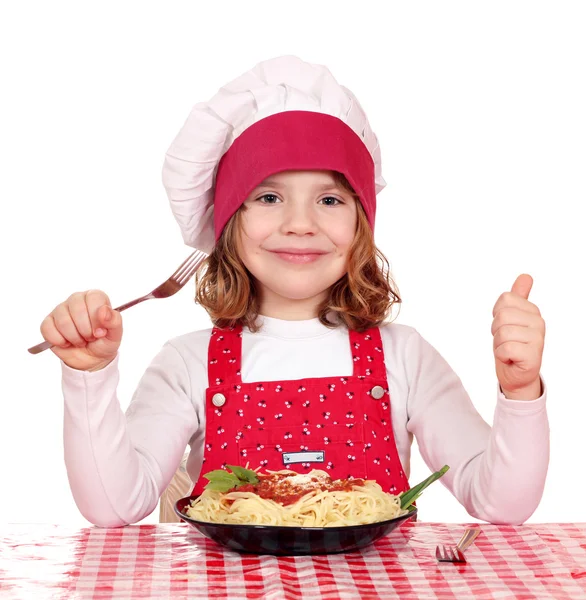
[28,250,207,371]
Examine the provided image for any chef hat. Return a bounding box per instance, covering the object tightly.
[162,55,386,253]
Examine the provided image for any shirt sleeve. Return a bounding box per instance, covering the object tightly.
[401,328,549,524]
[61,342,199,527]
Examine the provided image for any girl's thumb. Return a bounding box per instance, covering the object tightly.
[100,305,115,325]
[98,305,123,342]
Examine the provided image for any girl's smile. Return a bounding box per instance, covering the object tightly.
[264,246,329,264]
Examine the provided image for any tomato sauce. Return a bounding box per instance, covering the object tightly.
[235,473,365,506]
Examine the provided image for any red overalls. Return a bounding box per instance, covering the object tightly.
[191,324,409,495]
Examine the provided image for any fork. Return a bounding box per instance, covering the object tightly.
[28,249,208,355]
[435,527,481,564]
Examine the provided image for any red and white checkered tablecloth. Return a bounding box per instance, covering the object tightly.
[2,522,586,599]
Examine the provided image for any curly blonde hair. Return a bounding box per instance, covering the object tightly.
[195,172,401,332]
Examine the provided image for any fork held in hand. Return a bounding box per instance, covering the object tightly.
[28,249,207,355]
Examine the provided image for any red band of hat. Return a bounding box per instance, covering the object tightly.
[213,110,376,241]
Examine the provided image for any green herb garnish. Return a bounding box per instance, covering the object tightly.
[226,465,260,483]
[203,465,260,492]
[400,465,449,510]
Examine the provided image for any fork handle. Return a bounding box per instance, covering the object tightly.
[28,340,54,355]
[113,295,151,312]
[26,298,144,355]
[457,528,481,552]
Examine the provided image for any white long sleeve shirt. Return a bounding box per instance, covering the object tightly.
[61,316,549,528]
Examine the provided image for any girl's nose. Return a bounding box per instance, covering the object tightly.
[280,201,319,235]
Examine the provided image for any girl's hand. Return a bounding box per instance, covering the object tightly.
[491,274,545,400]
[40,290,123,372]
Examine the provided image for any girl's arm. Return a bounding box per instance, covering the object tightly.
[62,341,199,527]
[398,328,548,524]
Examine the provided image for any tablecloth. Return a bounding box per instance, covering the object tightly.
[2,522,586,599]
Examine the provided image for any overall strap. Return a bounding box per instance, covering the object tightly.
[207,324,243,387]
[348,327,387,379]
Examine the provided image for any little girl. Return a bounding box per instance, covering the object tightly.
[40,56,548,528]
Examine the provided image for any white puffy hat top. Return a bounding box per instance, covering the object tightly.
[162,55,386,252]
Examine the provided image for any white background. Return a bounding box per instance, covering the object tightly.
[1,1,584,527]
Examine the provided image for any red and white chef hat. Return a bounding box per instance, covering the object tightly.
[162,55,386,252]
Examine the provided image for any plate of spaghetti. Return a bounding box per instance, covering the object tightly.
[175,465,448,555]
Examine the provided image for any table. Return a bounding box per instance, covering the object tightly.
[2,522,586,599]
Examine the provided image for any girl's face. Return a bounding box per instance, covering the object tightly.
[237,170,358,318]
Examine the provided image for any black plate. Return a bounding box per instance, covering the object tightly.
[174,495,417,555]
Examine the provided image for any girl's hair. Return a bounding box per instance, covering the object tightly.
[195,171,401,332]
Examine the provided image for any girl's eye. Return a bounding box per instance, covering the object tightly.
[256,194,343,205]
[319,196,343,206]
[257,194,281,204]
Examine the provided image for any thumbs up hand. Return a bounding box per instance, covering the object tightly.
[491,274,546,400]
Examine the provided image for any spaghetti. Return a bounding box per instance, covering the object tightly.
[184,469,407,527]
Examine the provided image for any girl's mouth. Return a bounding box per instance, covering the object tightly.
[269,251,326,264]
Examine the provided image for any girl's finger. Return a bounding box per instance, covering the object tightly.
[52,303,87,348]
[493,325,536,350]
[491,307,544,336]
[494,340,530,365]
[492,291,541,317]
[67,293,95,342]
[40,314,72,348]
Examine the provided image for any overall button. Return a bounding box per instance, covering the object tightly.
[212,393,226,407]
[370,386,385,400]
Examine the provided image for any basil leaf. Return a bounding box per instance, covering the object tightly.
[206,480,242,493]
[400,465,449,510]
[202,469,240,491]
[202,469,238,483]
[226,465,259,484]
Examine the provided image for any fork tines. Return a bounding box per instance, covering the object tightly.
[173,250,207,284]
[435,545,467,563]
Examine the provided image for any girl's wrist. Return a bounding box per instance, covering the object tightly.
[500,378,542,401]
[87,357,117,373]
